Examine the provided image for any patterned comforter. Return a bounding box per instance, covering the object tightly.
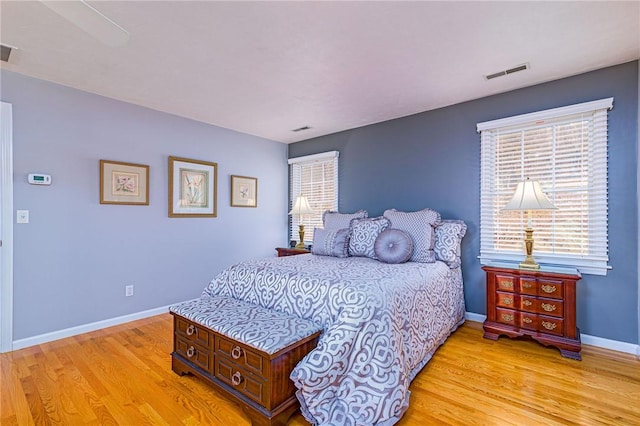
[203,254,465,425]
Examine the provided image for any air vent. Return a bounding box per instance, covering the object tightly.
[0,45,13,62]
[291,126,311,132]
[485,63,529,80]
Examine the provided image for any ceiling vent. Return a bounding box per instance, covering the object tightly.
[485,63,529,80]
[291,126,311,132]
[0,45,13,62]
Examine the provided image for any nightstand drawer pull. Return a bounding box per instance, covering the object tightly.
[501,313,514,322]
[523,300,533,307]
[541,284,557,294]
[231,371,243,386]
[186,324,195,336]
[541,321,557,331]
[501,297,513,305]
[522,282,533,289]
[541,303,557,312]
[498,280,514,290]
[231,345,243,360]
[186,346,195,358]
[522,317,533,324]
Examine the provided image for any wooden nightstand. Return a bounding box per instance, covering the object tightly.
[275,247,310,257]
[482,262,582,360]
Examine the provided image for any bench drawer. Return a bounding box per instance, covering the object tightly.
[216,335,267,377]
[175,316,211,348]
[215,357,266,406]
[175,337,212,373]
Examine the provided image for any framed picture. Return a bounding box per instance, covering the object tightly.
[169,156,217,217]
[100,160,149,205]
[230,175,258,208]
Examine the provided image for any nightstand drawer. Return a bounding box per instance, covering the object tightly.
[496,292,518,309]
[538,316,564,336]
[496,275,516,292]
[496,308,518,326]
[538,279,564,299]
[519,278,564,299]
[537,298,564,317]
[520,296,564,318]
[519,313,564,335]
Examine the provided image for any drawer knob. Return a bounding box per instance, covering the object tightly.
[523,300,533,307]
[231,345,243,360]
[541,303,557,312]
[541,284,557,294]
[522,282,533,289]
[522,317,533,324]
[502,297,513,305]
[186,346,195,358]
[231,371,243,386]
[541,321,557,331]
[186,324,195,336]
[501,313,514,322]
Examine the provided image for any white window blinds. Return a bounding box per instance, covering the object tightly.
[288,151,339,244]
[478,98,613,275]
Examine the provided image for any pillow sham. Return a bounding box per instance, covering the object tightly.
[434,220,467,268]
[323,210,368,230]
[374,229,414,264]
[383,208,441,263]
[348,217,390,259]
[311,228,350,258]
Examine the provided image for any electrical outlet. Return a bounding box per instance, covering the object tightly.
[125,285,134,297]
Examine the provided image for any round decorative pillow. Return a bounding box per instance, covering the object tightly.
[374,229,414,264]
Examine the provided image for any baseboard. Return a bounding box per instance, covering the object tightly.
[12,304,172,351]
[464,312,486,323]
[464,312,639,356]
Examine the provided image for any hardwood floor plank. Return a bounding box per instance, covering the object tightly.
[2,315,639,425]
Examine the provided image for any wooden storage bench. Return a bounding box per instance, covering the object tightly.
[169,296,323,426]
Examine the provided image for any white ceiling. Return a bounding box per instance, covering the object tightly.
[1,1,639,144]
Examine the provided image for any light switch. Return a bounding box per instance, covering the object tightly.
[16,210,29,224]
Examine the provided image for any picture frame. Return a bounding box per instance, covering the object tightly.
[100,160,149,205]
[230,175,258,208]
[169,156,217,217]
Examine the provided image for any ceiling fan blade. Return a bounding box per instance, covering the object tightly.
[41,1,129,47]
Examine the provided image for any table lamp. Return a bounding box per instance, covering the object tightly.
[503,178,557,269]
[289,195,314,249]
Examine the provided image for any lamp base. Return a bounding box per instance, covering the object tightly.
[295,224,306,249]
[519,227,539,269]
[519,256,540,270]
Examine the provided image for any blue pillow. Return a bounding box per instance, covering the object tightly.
[311,228,350,258]
[374,229,414,264]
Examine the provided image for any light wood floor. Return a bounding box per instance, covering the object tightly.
[1,314,639,425]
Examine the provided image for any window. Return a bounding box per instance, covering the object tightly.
[288,151,339,244]
[478,98,613,275]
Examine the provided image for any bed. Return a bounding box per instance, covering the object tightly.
[202,250,465,425]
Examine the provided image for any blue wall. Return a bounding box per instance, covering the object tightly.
[289,61,639,344]
[2,70,288,340]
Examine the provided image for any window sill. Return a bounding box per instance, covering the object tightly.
[479,253,611,276]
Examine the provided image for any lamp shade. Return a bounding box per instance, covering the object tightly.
[503,178,557,211]
[289,195,314,216]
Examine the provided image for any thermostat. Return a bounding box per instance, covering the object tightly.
[28,173,51,185]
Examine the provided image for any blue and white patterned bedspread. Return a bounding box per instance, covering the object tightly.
[203,254,465,425]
